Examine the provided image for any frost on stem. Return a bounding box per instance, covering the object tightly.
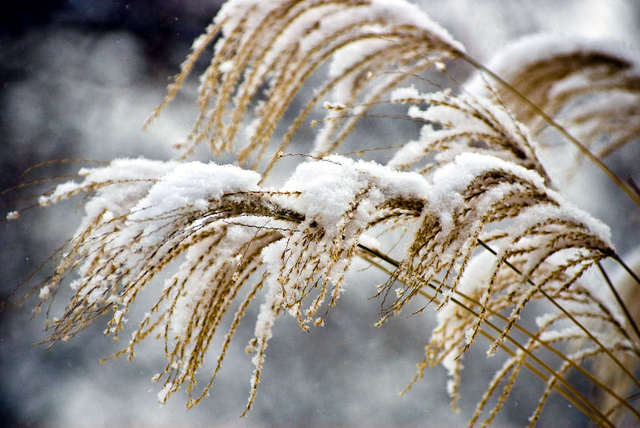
[9,0,640,425]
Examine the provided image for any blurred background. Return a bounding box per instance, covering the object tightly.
[1,1,639,427]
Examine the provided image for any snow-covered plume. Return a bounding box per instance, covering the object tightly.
[23,147,621,421]
[8,1,640,426]
[145,0,464,177]
[464,34,640,167]
[389,88,548,179]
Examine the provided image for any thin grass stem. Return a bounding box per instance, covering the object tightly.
[612,253,640,290]
[597,261,640,342]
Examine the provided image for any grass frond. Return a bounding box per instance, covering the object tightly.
[6,0,640,425]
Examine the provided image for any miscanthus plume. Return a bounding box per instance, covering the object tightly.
[6,1,640,426]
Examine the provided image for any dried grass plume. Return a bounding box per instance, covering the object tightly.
[5,1,640,426]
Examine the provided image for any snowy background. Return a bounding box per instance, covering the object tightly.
[1,1,639,427]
